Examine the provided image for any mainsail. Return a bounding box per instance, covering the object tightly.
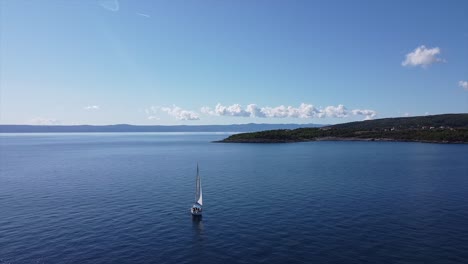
[195,164,203,206]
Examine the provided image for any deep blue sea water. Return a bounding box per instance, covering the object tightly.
[1,133,468,264]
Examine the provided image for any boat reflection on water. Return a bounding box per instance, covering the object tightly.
[192,215,203,232]
[192,216,204,245]
[190,216,205,262]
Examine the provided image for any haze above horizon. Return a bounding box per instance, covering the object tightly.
[1,0,467,125]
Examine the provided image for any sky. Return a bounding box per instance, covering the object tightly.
[1,0,467,125]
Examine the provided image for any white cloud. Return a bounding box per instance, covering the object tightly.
[145,103,378,121]
[98,0,119,12]
[160,105,200,120]
[321,104,347,118]
[214,103,250,117]
[402,45,443,68]
[459,80,468,90]
[84,105,100,110]
[246,104,266,118]
[204,103,319,118]
[137,12,150,18]
[403,113,411,117]
[202,103,377,120]
[29,118,61,125]
[260,103,318,118]
[351,109,377,120]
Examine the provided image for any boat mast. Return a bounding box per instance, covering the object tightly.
[195,163,202,206]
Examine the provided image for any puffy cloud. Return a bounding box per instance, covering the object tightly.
[145,105,199,121]
[351,109,377,120]
[260,103,318,118]
[160,105,200,120]
[204,103,319,118]
[214,103,250,117]
[459,80,468,90]
[402,45,443,68]
[98,0,119,11]
[203,103,268,117]
[321,104,347,118]
[202,103,377,120]
[84,105,100,110]
[246,104,266,118]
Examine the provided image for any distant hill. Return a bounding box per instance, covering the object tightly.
[0,123,323,133]
[220,114,468,144]
[329,114,468,130]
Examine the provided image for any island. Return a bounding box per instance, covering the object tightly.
[218,114,468,144]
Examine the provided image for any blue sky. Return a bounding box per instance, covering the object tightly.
[1,0,467,125]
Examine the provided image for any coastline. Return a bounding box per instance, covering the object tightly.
[216,114,468,144]
[217,136,468,144]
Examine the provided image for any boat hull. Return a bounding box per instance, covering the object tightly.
[191,209,202,216]
[191,205,202,216]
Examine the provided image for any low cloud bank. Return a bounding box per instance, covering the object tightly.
[202,103,377,120]
[146,105,200,121]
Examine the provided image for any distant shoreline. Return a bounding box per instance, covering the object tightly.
[217,136,468,144]
[217,114,468,144]
[0,123,322,133]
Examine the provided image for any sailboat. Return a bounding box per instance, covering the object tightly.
[190,164,203,216]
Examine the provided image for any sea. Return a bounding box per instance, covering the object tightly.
[1,133,467,264]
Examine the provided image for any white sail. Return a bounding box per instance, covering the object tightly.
[197,176,203,205]
[195,164,203,206]
[197,181,203,206]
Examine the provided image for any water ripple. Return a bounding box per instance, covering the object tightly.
[1,135,467,263]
